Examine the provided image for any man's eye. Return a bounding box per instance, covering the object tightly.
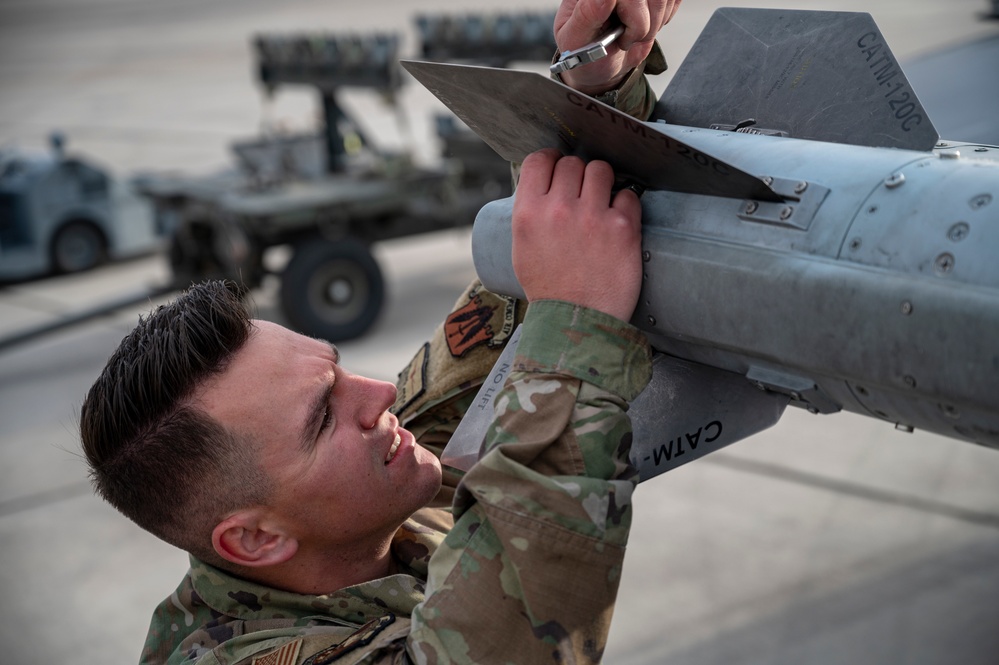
[319,408,334,433]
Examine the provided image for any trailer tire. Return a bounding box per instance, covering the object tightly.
[51,220,107,274]
[280,237,384,341]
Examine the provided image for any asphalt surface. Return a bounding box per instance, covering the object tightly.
[1,1,998,662]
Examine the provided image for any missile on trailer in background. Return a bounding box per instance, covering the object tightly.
[402,8,999,481]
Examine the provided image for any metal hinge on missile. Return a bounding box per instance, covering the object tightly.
[738,176,831,231]
[746,366,841,415]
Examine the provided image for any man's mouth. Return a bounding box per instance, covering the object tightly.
[385,433,401,464]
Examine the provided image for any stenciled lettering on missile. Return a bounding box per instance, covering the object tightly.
[856,31,924,132]
[541,104,577,148]
[764,45,812,101]
[643,420,723,466]
[565,91,733,177]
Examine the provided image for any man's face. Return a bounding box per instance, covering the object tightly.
[195,320,442,550]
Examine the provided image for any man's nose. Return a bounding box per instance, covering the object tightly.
[352,374,398,430]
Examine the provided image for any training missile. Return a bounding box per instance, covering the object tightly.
[403,8,999,481]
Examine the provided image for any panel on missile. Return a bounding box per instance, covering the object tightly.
[630,354,789,481]
[657,8,940,151]
[402,60,781,201]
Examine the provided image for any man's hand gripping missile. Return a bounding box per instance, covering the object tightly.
[513,149,644,323]
[553,0,682,96]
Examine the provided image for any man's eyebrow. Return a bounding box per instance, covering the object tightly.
[297,339,339,450]
[301,381,334,452]
[318,338,340,364]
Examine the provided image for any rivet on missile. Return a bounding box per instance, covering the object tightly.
[935,253,955,275]
[794,181,808,194]
[900,301,913,315]
[779,206,794,221]
[947,222,969,242]
[762,176,774,187]
[975,147,989,153]
[642,250,651,262]
[744,201,759,214]
[903,375,917,389]
[970,194,992,210]
[867,205,878,214]
[648,315,657,326]
[940,404,961,420]
[849,238,862,251]
[884,173,905,189]
[855,385,869,397]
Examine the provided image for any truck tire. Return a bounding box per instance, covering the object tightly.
[51,221,107,274]
[280,237,385,341]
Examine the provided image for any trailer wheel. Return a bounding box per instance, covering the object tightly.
[51,221,107,274]
[280,237,384,341]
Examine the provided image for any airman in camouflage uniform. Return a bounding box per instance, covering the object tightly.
[85,2,685,663]
[139,291,651,664]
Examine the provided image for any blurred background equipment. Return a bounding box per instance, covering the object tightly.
[415,10,557,65]
[135,11,559,342]
[0,132,166,283]
[2,4,999,665]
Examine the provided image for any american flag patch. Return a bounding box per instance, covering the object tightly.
[252,638,303,665]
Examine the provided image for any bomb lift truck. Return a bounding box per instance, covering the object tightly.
[136,12,557,341]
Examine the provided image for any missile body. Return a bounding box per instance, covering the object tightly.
[404,8,999,477]
[473,132,999,455]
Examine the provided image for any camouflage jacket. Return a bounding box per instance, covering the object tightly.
[139,289,651,665]
[140,54,659,665]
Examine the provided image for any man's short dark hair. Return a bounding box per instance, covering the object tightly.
[81,280,271,567]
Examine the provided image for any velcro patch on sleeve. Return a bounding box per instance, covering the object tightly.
[444,284,517,358]
[303,614,396,664]
[392,342,429,416]
[251,638,303,665]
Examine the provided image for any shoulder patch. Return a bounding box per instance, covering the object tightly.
[302,614,396,665]
[252,638,303,665]
[444,286,517,358]
[392,342,429,415]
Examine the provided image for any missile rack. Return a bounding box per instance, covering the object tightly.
[135,11,557,341]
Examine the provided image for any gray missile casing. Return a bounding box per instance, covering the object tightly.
[472,127,999,450]
[405,7,999,477]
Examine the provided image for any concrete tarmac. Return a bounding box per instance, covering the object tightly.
[1,1,998,662]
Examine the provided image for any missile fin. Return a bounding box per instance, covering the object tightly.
[630,354,789,482]
[402,59,782,201]
[656,8,940,151]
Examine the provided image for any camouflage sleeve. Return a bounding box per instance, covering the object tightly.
[511,41,666,185]
[407,299,652,663]
[393,280,524,500]
[569,40,667,121]
[394,40,666,476]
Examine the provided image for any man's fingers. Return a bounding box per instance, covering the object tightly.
[665,0,683,25]
[517,149,561,198]
[550,155,587,200]
[611,186,643,223]
[614,1,652,49]
[619,0,681,47]
[578,160,616,207]
[556,0,616,49]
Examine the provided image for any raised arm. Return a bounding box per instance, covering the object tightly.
[406,150,652,662]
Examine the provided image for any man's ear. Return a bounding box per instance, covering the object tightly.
[211,510,298,568]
